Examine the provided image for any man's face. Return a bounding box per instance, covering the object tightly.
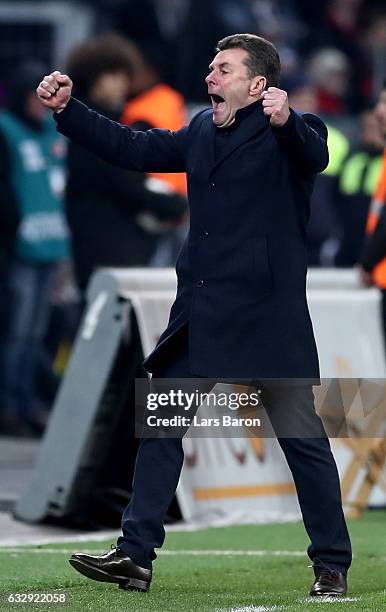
[375,89,386,136]
[205,48,264,128]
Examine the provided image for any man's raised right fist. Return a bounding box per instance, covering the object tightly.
[36,71,73,113]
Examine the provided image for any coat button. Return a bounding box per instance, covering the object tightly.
[196,280,204,288]
[202,231,209,238]
[209,182,215,190]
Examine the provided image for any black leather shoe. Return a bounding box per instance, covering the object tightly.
[69,546,152,592]
[310,569,347,597]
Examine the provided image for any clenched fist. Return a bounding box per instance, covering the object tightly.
[36,71,73,113]
[261,87,290,127]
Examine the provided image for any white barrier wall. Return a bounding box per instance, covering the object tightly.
[106,267,386,522]
[307,269,386,378]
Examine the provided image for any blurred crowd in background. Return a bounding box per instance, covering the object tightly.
[0,0,386,437]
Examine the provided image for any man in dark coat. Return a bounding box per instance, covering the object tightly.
[37,34,351,597]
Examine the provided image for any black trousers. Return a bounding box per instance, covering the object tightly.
[117,329,352,575]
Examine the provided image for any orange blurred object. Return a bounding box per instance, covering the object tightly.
[122,83,188,195]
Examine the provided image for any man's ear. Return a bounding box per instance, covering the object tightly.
[250,76,267,98]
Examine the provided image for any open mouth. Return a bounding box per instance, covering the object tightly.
[210,94,225,109]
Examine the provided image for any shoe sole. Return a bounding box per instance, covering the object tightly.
[310,591,347,597]
[68,558,150,592]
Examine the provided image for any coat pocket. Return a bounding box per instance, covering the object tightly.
[251,235,273,299]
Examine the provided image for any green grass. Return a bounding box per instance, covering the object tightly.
[0,511,385,611]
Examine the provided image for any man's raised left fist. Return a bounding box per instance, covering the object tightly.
[261,87,290,127]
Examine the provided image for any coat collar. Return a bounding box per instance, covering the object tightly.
[202,100,269,176]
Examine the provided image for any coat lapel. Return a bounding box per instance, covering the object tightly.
[199,114,216,176]
[211,104,269,172]
[207,103,269,176]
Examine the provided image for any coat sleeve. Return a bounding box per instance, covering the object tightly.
[270,109,329,174]
[54,97,188,173]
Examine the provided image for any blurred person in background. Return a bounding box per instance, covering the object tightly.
[122,43,187,196]
[333,108,383,266]
[0,61,68,437]
[64,33,187,294]
[307,48,351,116]
[309,123,353,267]
[358,81,386,345]
[121,42,188,266]
[284,73,349,266]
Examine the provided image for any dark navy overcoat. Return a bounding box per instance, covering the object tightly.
[55,98,329,379]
